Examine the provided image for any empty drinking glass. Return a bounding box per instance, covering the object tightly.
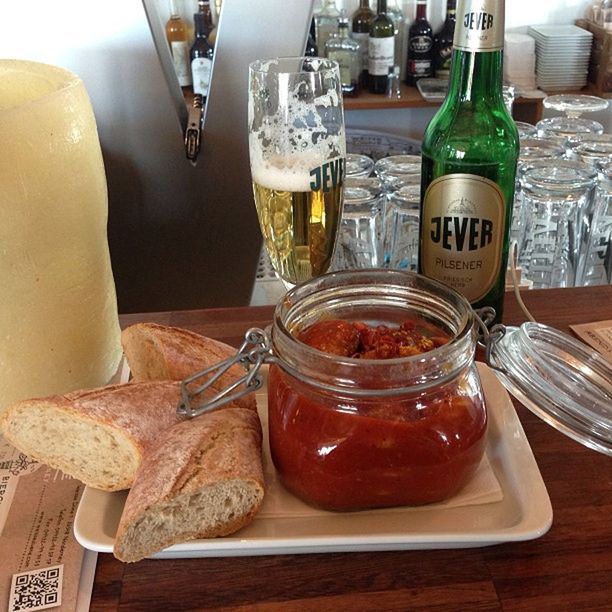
[518,160,598,289]
[384,183,421,271]
[332,178,386,271]
[519,137,567,162]
[346,153,375,179]
[374,154,421,191]
[567,134,612,169]
[577,160,612,286]
[536,116,604,141]
[516,121,538,139]
[511,138,567,251]
[542,93,609,118]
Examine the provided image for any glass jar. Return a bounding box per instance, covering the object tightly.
[267,269,487,511]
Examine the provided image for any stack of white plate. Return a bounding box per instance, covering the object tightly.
[527,25,593,91]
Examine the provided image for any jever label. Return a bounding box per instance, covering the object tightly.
[309,157,345,192]
[453,0,504,52]
[421,173,505,303]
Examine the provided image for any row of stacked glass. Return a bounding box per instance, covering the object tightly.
[334,111,612,289]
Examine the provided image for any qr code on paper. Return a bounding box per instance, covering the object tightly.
[8,565,63,612]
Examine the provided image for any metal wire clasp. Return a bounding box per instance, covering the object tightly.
[177,327,274,418]
[473,307,508,375]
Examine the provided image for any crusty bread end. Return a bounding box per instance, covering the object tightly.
[121,323,256,412]
[113,408,264,562]
[0,381,183,491]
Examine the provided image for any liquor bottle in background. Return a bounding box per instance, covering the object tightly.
[351,0,374,88]
[315,0,341,56]
[190,12,214,99]
[405,0,434,85]
[368,0,395,94]
[305,18,318,57]
[419,0,519,323]
[197,0,215,39]
[433,0,457,79]
[165,0,192,88]
[386,0,405,75]
[325,13,360,97]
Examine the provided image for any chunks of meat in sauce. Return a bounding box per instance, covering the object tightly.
[297,319,360,357]
[297,318,449,359]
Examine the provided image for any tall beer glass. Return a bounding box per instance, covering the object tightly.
[248,57,346,285]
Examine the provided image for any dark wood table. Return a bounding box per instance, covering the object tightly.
[93,285,612,611]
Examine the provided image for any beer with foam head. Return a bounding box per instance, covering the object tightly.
[248,57,346,285]
[251,157,344,285]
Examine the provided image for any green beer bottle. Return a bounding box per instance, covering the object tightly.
[418,0,518,323]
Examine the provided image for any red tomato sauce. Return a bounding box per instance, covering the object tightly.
[268,317,487,511]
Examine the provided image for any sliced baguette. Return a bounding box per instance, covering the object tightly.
[0,381,183,491]
[121,323,256,411]
[113,407,264,562]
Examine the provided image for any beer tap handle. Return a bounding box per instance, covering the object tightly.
[185,94,204,165]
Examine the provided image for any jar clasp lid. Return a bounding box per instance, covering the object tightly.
[473,306,508,376]
[177,327,274,418]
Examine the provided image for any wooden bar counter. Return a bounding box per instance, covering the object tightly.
[92,285,612,611]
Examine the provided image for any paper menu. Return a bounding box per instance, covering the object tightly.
[0,436,95,612]
[570,319,612,363]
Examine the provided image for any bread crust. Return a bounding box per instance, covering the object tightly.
[113,408,265,562]
[121,323,256,411]
[0,381,184,490]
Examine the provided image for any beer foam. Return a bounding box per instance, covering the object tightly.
[250,151,326,192]
[249,93,345,192]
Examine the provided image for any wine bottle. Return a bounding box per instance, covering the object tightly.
[351,0,374,88]
[405,0,433,85]
[433,0,457,80]
[418,0,519,323]
[165,0,192,88]
[368,0,395,94]
[197,0,215,38]
[190,12,214,99]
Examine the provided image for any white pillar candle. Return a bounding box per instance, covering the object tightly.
[0,60,122,413]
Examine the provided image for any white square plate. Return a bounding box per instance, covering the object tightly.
[73,364,552,558]
[528,25,593,40]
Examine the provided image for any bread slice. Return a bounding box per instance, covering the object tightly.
[113,407,264,562]
[121,323,256,411]
[0,381,183,491]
